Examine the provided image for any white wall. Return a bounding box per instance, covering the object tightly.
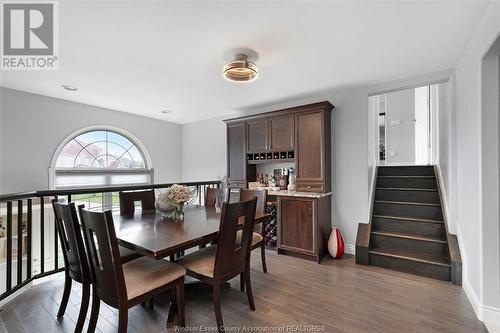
[0,88,183,193]
[435,81,456,233]
[181,116,227,182]
[452,1,500,324]
[0,88,3,192]
[385,88,416,164]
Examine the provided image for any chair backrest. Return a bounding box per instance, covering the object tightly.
[52,200,90,283]
[119,190,155,215]
[239,189,268,214]
[205,187,230,207]
[214,198,257,279]
[78,207,126,307]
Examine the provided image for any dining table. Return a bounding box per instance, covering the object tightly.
[114,205,270,260]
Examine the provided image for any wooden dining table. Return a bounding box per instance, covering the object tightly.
[114,205,269,260]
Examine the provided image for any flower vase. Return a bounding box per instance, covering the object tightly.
[155,200,175,219]
[328,227,345,259]
[174,203,185,220]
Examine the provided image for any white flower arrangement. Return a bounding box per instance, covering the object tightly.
[156,184,191,207]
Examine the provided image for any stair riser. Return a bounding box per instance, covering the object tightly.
[375,189,440,204]
[373,202,443,220]
[372,218,446,239]
[377,178,437,189]
[378,166,435,177]
[371,234,448,256]
[369,253,450,281]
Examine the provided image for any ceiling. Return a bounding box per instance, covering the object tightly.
[0,1,489,124]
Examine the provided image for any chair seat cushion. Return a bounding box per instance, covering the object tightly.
[119,245,142,263]
[176,245,217,278]
[236,230,263,247]
[123,257,185,300]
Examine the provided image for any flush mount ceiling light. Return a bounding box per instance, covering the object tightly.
[223,54,258,82]
[61,84,77,91]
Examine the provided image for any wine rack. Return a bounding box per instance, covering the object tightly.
[264,203,277,248]
[247,150,294,164]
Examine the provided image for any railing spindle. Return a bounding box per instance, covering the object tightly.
[27,199,32,279]
[17,200,23,285]
[40,196,44,274]
[6,201,12,292]
[54,196,58,269]
[198,185,201,205]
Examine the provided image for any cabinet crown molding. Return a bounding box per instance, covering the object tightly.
[223,101,334,124]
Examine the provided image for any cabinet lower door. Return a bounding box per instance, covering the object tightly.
[278,197,316,256]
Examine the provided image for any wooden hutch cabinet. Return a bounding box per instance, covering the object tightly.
[225,101,334,262]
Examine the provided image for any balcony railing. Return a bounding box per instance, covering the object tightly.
[0,180,221,301]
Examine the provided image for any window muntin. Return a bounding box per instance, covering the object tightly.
[52,129,152,190]
[55,130,146,169]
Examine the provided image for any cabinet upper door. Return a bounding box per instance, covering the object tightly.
[227,123,246,182]
[269,114,294,151]
[296,110,324,183]
[247,119,268,152]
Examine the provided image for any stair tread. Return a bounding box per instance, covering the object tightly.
[378,176,435,179]
[371,230,447,243]
[369,247,450,267]
[376,187,438,192]
[372,214,443,224]
[375,200,440,207]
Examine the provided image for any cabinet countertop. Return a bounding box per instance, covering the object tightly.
[267,190,332,199]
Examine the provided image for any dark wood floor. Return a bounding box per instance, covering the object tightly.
[0,251,486,333]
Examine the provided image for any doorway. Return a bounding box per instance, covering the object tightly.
[371,84,438,166]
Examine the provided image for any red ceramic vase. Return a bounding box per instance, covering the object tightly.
[328,227,345,259]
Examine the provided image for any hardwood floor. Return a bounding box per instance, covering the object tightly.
[0,251,486,332]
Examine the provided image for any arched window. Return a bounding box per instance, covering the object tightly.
[50,127,153,189]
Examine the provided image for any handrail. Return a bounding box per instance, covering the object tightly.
[0,191,38,202]
[0,180,220,201]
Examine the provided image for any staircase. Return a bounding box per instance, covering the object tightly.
[356,165,462,284]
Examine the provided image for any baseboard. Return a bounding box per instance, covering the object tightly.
[463,279,483,320]
[345,243,355,255]
[484,305,500,327]
[0,282,33,309]
[461,276,500,328]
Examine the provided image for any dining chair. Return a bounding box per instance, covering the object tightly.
[205,187,230,207]
[78,207,186,332]
[177,198,257,333]
[51,200,91,333]
[200,187,231,249]
[238,189,268,291]
[119,189,156,216]
[52,200,145,333]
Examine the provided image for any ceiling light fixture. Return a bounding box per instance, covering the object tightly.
[161,110,172,114]
[223,54,258,82]
[61,84,77,91]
